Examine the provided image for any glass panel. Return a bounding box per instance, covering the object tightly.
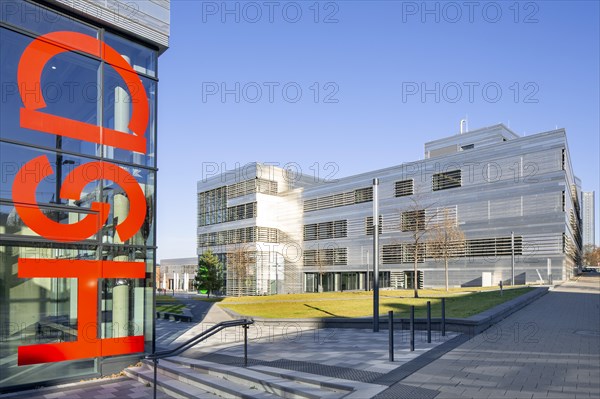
[0,203,102,242]
[322,273,334,292]
[305,273,316,293]
[100,168,155,246]
[100,255,152,340]
[0,27,102,157]
[99,249,151,343]
[1,0,98,39]
[103,67,156,167]
[0,143,100,206]
[104,32,157,77]
[0,244,97,388]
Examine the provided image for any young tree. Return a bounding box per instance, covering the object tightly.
[429,208,466,291]
[194,249,223,298]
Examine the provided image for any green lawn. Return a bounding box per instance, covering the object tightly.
[193,297,224,302]
[155,295,179,302]
[218,287,534,319]
[156,304,185,314]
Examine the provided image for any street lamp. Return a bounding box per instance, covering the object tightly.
[373,178,380,333]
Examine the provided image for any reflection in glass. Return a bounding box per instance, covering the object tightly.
[0,27,101,156]
[0,143,99,205]
[103,66,156,167]
[0,245,97,386]
[104,32,157,77]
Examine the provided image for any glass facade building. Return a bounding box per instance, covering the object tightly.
[0,0,168,392]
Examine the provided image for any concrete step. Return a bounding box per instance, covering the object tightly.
[250,366,388,399]
[124,365,220,399]
[143,359,279,399]
[142,357,347,399]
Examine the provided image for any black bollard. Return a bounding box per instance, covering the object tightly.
[410,306,415,351]
[388,311,394,362]
[243,324,249,367]
[427,301,431,343]
[441,298,446,337]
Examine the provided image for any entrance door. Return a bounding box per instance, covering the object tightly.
[404,271,423,289]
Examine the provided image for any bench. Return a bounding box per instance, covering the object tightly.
[156,311,193,322]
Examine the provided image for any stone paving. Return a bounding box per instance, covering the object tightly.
[400,275,600,399]
[185,327,458,374]
[0,377,171,399]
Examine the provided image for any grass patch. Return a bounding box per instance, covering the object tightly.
[156,304,185,314]
[218,287,533,319]
[156,295,179,302]
[193,297,224,303]
[220,286,527,304]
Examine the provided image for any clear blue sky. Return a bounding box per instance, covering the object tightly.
[157,0,600,260]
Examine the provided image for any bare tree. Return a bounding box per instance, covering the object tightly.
[401,195,439,298]
[227,245,255,296]
[306,246,329,293]
[583,244,600,267]
[316,252,327,293]
[428,207,466,291]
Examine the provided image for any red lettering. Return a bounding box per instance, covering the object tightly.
[17,259,145,366]
[17,31,149,153]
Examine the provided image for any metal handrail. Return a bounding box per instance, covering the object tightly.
[146,318,254,399]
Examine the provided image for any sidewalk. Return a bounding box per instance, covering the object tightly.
[399,275,600,399]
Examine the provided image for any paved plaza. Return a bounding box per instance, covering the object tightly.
[1,275,598,398]
[401,275,600,399]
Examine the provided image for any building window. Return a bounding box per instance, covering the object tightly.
[355,187,373,203]
[394,179,413,197]
[198,187,257,226]
[303,220,347,241]
[466,236,523,257]
[227,178,277,199]
[365,216,383,235]
[433,170,461,191]
[304,224,318,241]
[197,226,282,246]
[304,248,348,266]
[382,243,425,264]
[304,187,373,212]
[382,244,402,264]
[401,209,425,232]
[461,144,475,150]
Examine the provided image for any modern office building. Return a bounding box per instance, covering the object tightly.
[0,0,168,392]
[197,124,582,296]
[582,191,596,248]
[160,257,199,292]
